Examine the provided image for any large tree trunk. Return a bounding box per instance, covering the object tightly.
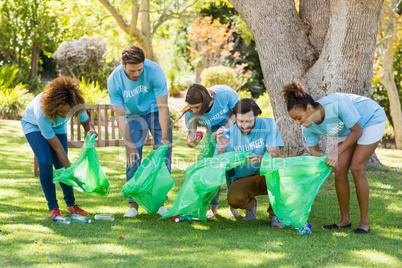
[229,0,384,164]
[139,0,158,62]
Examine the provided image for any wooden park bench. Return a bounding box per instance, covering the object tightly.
[34,104,154,177]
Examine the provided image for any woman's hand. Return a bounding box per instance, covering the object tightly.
[187,131,201,147]
[325,149,338,167]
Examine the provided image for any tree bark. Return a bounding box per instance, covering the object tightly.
[229,0,384,164]
[29,40,41,81]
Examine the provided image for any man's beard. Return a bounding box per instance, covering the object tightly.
[239,121,256,135]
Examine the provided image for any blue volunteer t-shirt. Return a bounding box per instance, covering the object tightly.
[20,92,89,139]
[107,59,168,117]
[303,93,387,147]
[185,85,239,130]
[222,117,284,181]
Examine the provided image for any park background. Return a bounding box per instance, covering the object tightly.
[0,0,401,267]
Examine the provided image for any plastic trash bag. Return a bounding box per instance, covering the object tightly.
[53,133,109,197]
[122,144,175,215]
[197,132,217,160]
[160,151,251,221]
[260,153,331,228]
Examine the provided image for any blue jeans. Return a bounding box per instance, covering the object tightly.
[25,132,75,211]
[126,112,173,203]
[208,123,230,207]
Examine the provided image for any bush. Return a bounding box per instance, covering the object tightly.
[167,70,193,97]
[235,91,273,118]
[256,92,273,118]
[79,77,109,105]
[200,65,237,89]
[54,37,118,89]
[0,65,33,119]
[237,90,252,100]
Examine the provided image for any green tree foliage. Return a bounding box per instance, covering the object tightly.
[372,40,402,129]
[0,0,63,89]
[0,65,33,119]
[199,1,266,96]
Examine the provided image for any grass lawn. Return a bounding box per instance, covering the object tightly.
[0,119,401,267]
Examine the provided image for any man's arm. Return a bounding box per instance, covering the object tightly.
[113,105,139,167]
[155,94,171,147]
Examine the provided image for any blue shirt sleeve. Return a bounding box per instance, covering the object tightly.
[227,88,239,109]
[302,126,320,147]
[264,119,284,150]
[151,65,168,98]
[78,110,89,122]
[37,114,56,139]
[335,96,361,129]
[107,76,124,107]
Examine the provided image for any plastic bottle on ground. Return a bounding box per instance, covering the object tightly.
[298,226,312,235]
[290,223,311,229]
[171,215,180,221]
[175,214,192,222]
[53,216,71,224]
[94,214,115,221]
[71,214,91,223]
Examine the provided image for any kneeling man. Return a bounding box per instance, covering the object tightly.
[216,98,285,228]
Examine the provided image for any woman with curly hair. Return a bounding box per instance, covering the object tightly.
[282,81,386,234]
[21,76,96,219]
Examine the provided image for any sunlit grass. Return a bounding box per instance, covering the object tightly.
[0,119,401,267]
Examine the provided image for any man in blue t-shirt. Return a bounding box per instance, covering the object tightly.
[107,45,172,218]
[215,98,285,228]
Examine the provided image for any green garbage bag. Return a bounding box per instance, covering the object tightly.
[122,144,175,215]
[160,151,252,221]
[53,133,109,197]
[197,132,217,160]
[260,153,331,228]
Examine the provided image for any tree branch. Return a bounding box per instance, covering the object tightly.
[98,0,130,34]
[129,0,139,36]
[89,14,113,29]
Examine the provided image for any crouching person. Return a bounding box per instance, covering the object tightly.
[215,98,285,228]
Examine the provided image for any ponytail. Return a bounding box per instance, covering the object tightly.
[282,81,317,111]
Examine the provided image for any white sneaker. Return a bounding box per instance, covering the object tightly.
[157,206,168,216]
[124,207,138,218]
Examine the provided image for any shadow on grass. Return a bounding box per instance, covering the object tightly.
[1,119,401,267]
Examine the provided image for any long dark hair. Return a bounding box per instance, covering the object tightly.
[175,84,214,126]
[282,81,318,111]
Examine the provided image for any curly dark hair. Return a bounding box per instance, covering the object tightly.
[282,81,318,111]
[41,76,85,121]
